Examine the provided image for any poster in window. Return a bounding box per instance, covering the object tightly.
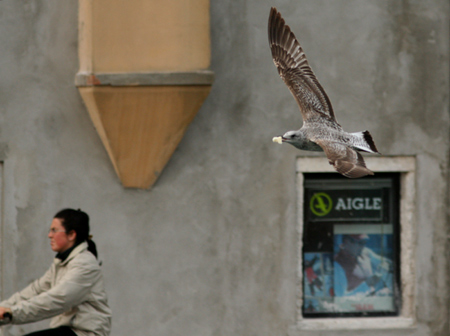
[333,224,395,313]
[302,174,400,317]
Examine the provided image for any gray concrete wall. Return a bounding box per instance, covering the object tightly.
[0,0,449,335]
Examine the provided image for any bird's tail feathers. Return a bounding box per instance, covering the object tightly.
[352,130,380,154]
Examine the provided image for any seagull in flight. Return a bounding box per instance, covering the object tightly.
[269,7,380,178]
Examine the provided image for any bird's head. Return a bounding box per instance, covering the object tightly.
[272,130,308,149]
[282,130,302,144]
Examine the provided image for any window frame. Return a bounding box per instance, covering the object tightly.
[291,156,416,333]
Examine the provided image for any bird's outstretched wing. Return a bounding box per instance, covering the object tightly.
[314,140,374,178]
[268,7,336,123]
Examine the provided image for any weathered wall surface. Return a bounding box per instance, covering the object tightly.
[0,0,448,335]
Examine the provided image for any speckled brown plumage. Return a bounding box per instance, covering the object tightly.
[269,7,380,178]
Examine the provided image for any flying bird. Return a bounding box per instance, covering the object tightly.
[269,7,380,178]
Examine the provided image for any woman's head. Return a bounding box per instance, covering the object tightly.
[54,208,90,242]
[52,208,97,258]
[48,217,76,253]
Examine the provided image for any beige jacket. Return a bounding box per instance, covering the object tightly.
[0,242,112,336]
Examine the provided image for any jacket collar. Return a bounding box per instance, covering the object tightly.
[55,241,88,266]
[55,243,78,262]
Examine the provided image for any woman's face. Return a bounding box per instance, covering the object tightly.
[48,218,76,253]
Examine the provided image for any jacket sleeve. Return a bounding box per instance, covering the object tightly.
[10,257,100,324]
[0,267,53,308]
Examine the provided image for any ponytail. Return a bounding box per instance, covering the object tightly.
[87,238,98,258]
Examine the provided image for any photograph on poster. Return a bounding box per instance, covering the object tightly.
[303,252,334,313]
[333,224,395,313]
[302,224,395,314]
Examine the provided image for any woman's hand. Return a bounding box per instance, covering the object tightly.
[0,307,12,319]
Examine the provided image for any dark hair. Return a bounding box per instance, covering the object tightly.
[54,208,98,258]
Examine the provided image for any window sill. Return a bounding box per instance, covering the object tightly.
[289,317,415,332]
